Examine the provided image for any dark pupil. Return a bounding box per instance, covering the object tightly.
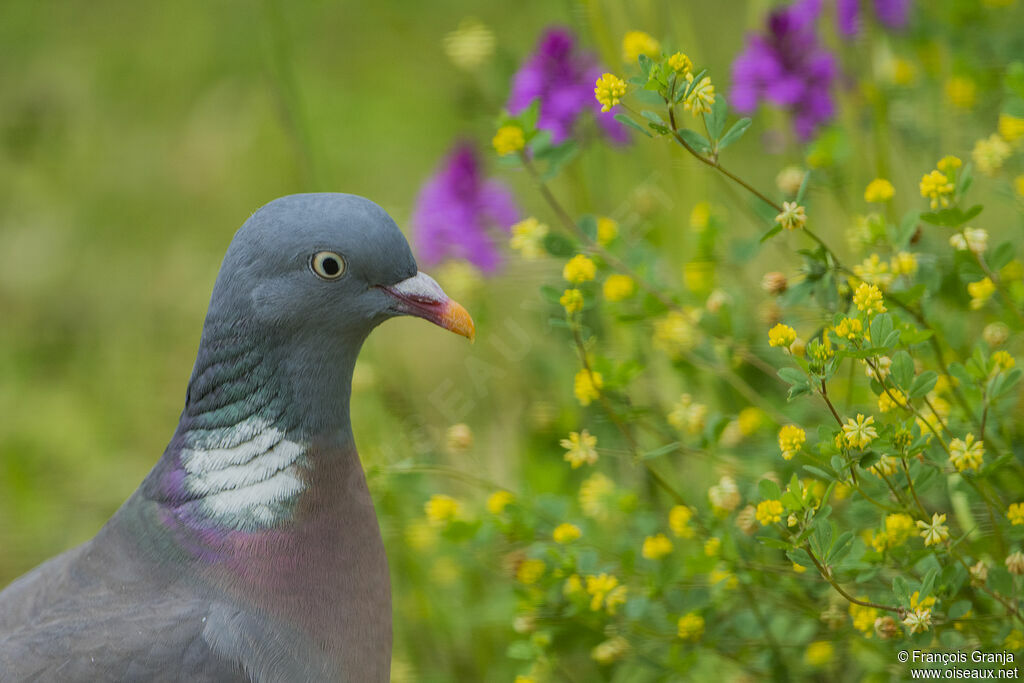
[321,257,340,276]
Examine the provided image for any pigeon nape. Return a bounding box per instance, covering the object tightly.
[0,193,475,682]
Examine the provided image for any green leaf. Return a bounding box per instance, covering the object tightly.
[638,53,654,76]
[757,536,791,550]
[707,95,728,140]
[760,223,783,243]
[990,242,1015,271]
[993,367,1022,399]
[795,170,811,205]
[869,313,893,347]
[674,128,712,155]
[803,465,836,481]
[542,232,576,257]
[759,479,783,501]
[717,117,751,150]
[781,492,803,511]
[613,113,653,138]
[891,351,914,389]
[919,567,938,603]
[893,576,910,605]
[778,367,806,385]
[828,531,854,564]
[908,371,938,399]
[640,442,682,460]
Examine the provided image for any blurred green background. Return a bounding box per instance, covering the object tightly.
[3,0,1023,680]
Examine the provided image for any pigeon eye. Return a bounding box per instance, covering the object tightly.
[311,251,346,280]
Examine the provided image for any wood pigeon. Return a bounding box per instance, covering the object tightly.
[0,194,475,681]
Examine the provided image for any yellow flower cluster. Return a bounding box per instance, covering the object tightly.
[853,253,893,290]
[891,251,919,277]
[775,201,807,231]
[949,433,984,472]
[677,612,705,641]
[1009,503,1024,526]
[992,350,1016,371]
[516,558,545,584]
[877,389,907,414]
[973,133,1012,176]
[768,323,797,348]
[487,490,514,515]
[999,113,1024,143]
[594,73,627,113]
[642,533,674,559]
[669,505,696,538]
[579,472,615,519]
[834,317,863,341]
[596,216,618,245]
[653,309,699,356]
[863,178,895,203]
[553,522,582,544]
[563,254,596,283]
[853,282,886,314]
[805,641,834,668]
[573,369,603,406]
[778,424,806,460]
[509,217,549,259]
[872,513,916,550]
[603,274,635,301]
[904,608,932,634]
[425,494,461,525]
[492,125,525,156]
[919,169,955,209]
[622,30,660,63]
[591,636,630,665]
[683,74,715,115]
[560,288,583,314]
[945,76,977,109]
[709,476,741,512]
[868,454,900,478]
[585,573,627,613]
[704,537,721,557]
[667,52,693,75]
[849,600,878,636]
[842,414,878,449]
[917,513,950,546]
[968,277,995,309]
[668,393,708,435]
[560,429,598,468]
[756,499,784,525]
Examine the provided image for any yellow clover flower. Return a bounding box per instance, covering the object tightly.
[560,429,598,468]
[842,414,878,449]
[553,522,582,544]
[775,201,807,231]
[667,52,693,75]
[492,125,525,156]
[622,30,660,63]
[853,282,886,314]
[642,533,674,560]
[677,612,705,641]
[424,494,461,526]
[804,641,834,668]
[768,323,797,348]
[1009,503,1024,526]
[1001,113,1024,143]
[594,73,627,112]
[778,424,806,460]
[573,369,603,406]
[968,277,995,309]
[834,317,863,341]
[917,513,950,547]
[972,133,1011,176]
[585,573,625,612]
[669,505,696,538]
[509,217,549,259]
[864,178,895,203]
[683,74,715,115]
[487,490,515,515]
[602,274,635,301]
[579,472,615,519]
[755,499,784,525]
[559,288,584,314]
[516,558,545,584]
[949,433,984,472]
[920,169,955,209]
[945,76,976,109]
[890,251,918,277]
[563,254,597,283]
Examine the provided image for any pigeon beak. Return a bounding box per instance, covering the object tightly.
[380,271,475,341]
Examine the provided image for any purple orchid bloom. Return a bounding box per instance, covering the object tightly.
[410,143,519,273]
[730,0,838,141]
[837,0,911,37]
[507,27,628,144]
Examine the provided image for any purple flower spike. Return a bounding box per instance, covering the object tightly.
[837,0,911,37]
[411,143,519,274]
[730,0,838,141]
[508,27,627,145]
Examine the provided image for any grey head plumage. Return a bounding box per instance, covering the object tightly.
[0,193,474,682]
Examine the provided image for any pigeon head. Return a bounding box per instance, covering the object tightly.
[187,193,474,439]
[208,193,474,343]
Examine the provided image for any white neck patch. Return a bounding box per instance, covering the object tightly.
[180,416,308,530]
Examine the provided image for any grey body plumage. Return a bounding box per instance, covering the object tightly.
[0,194,474,681]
